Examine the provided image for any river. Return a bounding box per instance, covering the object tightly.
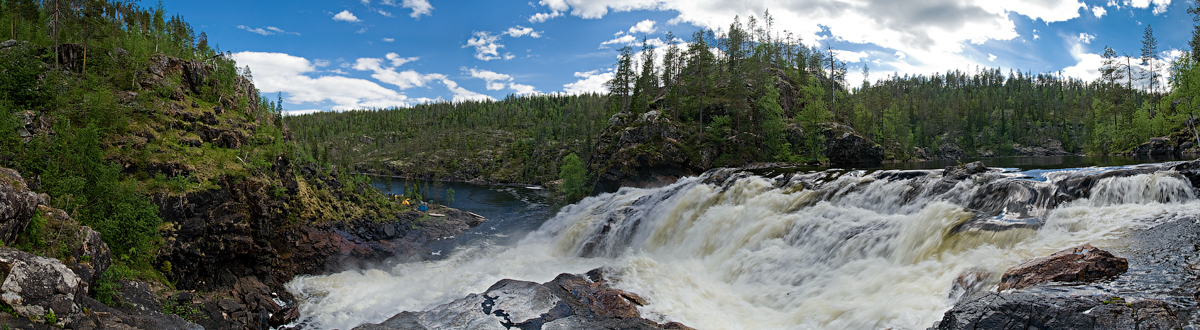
[285,156,1200,329]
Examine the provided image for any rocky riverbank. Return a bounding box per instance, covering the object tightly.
[0,163,488,329]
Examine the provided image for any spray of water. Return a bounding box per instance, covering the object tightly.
[287,166,1200,330]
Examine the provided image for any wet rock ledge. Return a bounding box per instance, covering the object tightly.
[936,244,1181,330]
[345,268,692,330]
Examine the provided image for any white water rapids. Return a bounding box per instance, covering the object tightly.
[286,164,1200,330]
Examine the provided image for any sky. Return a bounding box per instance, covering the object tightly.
[156,0,1197,115]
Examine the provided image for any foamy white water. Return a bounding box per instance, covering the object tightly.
[287,165,1200,330]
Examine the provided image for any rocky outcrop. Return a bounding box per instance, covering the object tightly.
[349,268,691,330]
[820,123,884,167]
[1013,139,1071,157]
[0,247,86,326]
[936,292,1179,330]
[1130,137,1177,156]
[998,244,1128,291]
[589,109,702,193]
[0,167,38,245]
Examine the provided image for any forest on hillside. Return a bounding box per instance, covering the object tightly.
[288,9,1200,187]
[0,0,296,290]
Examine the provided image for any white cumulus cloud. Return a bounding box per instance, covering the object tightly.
[1091,5,1107,18]
[629,19,657,34]
[563,70,613,94]
[1078,32,1095,44]
[466,31,510,61]
[1124,0,1172,15]
[402,0,434,18]
[505,26,543,38]
[538,0,1095,78]
[832,50,869,63]
[465,68,541,95]
[600,34,637,48]
[529,11,563,23]
[231,51,413,110]
[333,10,361,22]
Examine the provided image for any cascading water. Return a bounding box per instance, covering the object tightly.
[286,162,1200,330]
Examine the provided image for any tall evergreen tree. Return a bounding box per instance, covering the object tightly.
[1141,24,1160,94]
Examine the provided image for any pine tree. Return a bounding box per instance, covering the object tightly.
[606,45,635,112]
[1141,24,1160,94]
[1100,46,1119,86]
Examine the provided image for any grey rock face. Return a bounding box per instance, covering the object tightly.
[0,167,38,245]
[351,269,690,330]
[936,292,1179,330]
[0,247,85,327]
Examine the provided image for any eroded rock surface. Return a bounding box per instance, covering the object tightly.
[998,244,1128,291]
[350,268,691,330]
[936,292,1179,330]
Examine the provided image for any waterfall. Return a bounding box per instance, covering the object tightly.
[286,163,1200,330]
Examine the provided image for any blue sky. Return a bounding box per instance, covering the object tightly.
[157,0,1195,114]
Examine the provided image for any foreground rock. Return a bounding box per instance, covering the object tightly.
[998,244,1128,291]
[936,292,1180,330]
[349,268,692,330]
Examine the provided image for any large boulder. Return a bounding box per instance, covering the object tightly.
[0,167,38,245]
[820,123,884,167]
[936,292,1179,330]
[0,247,86,327]
[998,244,1128,291]
[350,268,691,330]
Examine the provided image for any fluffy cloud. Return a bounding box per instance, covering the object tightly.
[539,0,1094,77]
[563,70,613,94]
[466,32,518,61]
[832,50,868,63]
[601,34,637,48]
[231,51,413,110]
[529,11,563,23]
[505,26,543,38]
[402,0,434,18]
[441,79,494,102]
[1078,32,1095,44]
[238,25,300,36]
[352,55,440,90]
[233,52,493,109]
[629,19,656,34]
[988,53,997,61]
[467,68,513,90]
[1124,0,1172,15]
[1091,5,1107,18]
[465,68,541,95]
[378,9,394,17]
[333,10,361,22]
